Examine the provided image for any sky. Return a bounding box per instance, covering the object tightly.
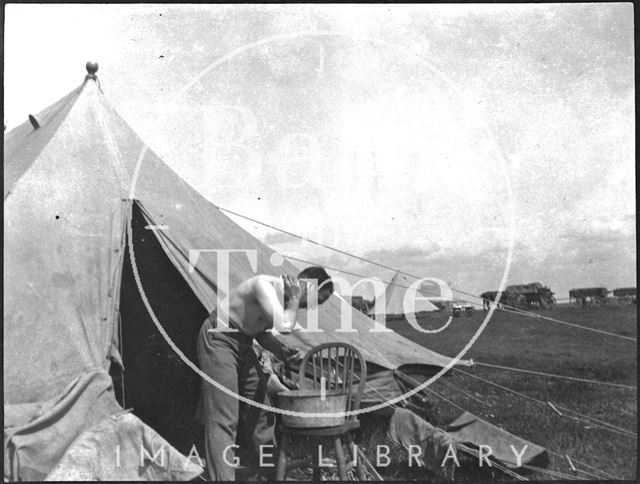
[4,4,636,300]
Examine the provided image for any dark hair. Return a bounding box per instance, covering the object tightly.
[298,266,333,293]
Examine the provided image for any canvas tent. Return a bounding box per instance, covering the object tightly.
[4,66,470,480]
[420,278,454,309]
[370,271,440,318]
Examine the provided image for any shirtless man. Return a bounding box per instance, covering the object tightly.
[197,266,334,480]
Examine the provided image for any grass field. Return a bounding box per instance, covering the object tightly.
[349,304,637,481]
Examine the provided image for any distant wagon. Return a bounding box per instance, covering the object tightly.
[480,284,555,310]
[569,287,608,306]
[612,287,637,305]
[452,302,474,317]
[504,283,556,309]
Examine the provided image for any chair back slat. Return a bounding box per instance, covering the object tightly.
[342,348,349,392]
[312,353,318,386]
[327,346,332,387]
[299,342,367,420]
[349,352,355,410]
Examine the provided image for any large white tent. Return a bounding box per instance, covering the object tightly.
[4,65,469,480]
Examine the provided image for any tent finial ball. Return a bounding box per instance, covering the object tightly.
[86,61,99,75]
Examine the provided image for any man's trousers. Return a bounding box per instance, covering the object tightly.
[196,316,275,480]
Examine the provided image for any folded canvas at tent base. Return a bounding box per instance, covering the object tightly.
[4,71,469,480]
[389,408,549,478]
[46,411,203,481]
[3,371,202,481]
[445,412,549,469]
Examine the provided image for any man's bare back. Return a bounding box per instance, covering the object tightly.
[208,268,332,353]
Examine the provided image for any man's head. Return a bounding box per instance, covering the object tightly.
[298,266,333,308]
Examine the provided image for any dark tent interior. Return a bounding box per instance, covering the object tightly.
[111,202,207,455]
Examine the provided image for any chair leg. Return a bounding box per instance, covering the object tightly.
[346,432,367,480]
[334,436,347,479]
[275,434,289,481]
[312,439,321,481]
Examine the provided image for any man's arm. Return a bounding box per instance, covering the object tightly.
[254,331,300,363]
[253,277,300,333]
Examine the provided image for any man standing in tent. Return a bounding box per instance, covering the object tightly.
[197,266,334,480]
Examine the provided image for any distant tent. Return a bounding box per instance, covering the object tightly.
[4,66,469,480]
[370,271,439,318]
[419,277,454,310]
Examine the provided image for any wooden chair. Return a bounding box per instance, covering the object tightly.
[275,342,368,480]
